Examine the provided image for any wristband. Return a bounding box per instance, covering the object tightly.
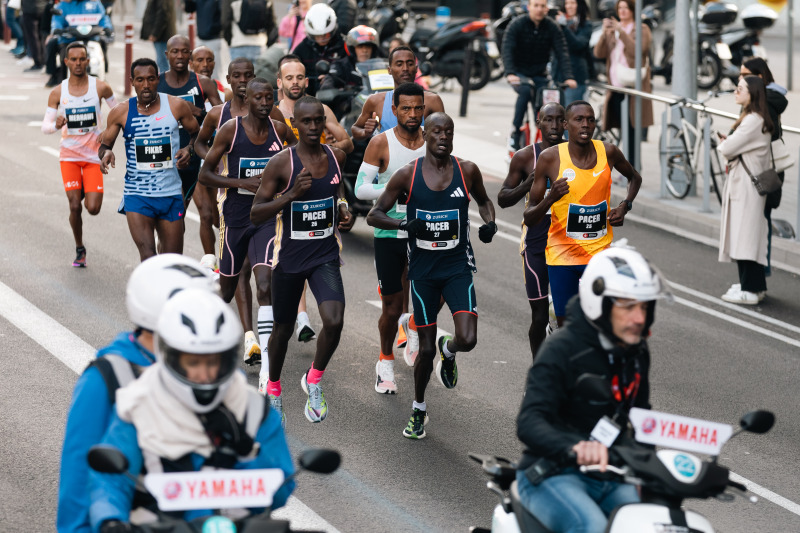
[337,198,349,209]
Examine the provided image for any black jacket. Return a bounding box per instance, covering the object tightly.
[140,0,176,42]
[502,15,573,81]
[184,0,222,41]
[293,32,348,96]
[765,86,788,141]
[516,296,651,473]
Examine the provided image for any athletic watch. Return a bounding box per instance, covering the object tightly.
[622,200,633,212]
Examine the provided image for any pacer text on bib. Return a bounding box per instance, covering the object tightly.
[416,208,460,250]
[134,136,173,170]
[237,157,270,195]
[65,106,98,135]
[566,200,607,240]
[291,197,334,239]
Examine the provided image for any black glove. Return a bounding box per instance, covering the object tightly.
[398,218,425,237]
[478,221,498,243]
[100,520,135,533]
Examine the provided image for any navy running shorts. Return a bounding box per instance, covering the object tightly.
[219,222,276,277]
[374,237,408,296]
[118,194,184,221]
[548,264,587,317]
[410,271,477,327]
[271,260,345,324]
[522,247,549,301]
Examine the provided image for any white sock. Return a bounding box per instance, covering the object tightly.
[297,311,310,325]
[442,337,456,359]
[413,401,427,412]
[257,306,273,371]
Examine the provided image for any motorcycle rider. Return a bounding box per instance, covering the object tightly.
[46,0,113,87]
[292,3,347,95]
[57,254,217,533]
[90,289,295,531]
[516,245,671,533]
[321,25,383,91]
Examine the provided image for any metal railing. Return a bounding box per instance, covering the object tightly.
[588,82,800,241]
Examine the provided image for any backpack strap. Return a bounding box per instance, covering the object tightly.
[86,354,139,404]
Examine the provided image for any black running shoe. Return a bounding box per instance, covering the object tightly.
[435,335,457,389]
[72,246,86,268]
[402,408,429,439]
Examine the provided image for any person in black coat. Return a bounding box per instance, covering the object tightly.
[20,0,49,69]
[554,0,592,105]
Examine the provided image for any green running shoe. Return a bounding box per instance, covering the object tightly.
[301,371,328,423]
[402,408,429,439]
[435,335,458,389]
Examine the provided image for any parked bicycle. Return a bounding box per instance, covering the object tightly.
[659,92,729,202]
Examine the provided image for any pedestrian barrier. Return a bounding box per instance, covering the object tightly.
[588,81,800,241]
[124,24,134,97]
[187,13,195,51]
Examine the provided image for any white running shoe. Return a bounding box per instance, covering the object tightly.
[396,313,410,349]
[243,331,261,365]
[375,359,398,394]
[724,284,765,302]
[301,371,328,422]
[258,376,268,396]
[296,313,316,342]
[404,325,419,367]
[721,288,760,305]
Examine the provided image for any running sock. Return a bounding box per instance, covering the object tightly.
[267,379,281,397]
[413,400,427,412]
[307,364,324,385]
[379,352,395,361]
[297,311,310,326]
[408,314,417,331]
[442,338,456,359]
[257,305,273,367]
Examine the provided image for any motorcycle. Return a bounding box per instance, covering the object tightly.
[51,9,113,80]
[88,444,341,532]
[364,0,411,49]
[470,377,776,532]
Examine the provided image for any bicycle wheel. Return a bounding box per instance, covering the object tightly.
[659,124,694,199]
[709,138,726,204]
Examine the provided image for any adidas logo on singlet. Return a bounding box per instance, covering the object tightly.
[450,187,465,198]
[269,142,281,151]
[330,174,340,185]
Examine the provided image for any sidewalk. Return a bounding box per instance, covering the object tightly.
[437,78,800,275]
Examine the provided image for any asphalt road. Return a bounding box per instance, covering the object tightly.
[2,31,800,533]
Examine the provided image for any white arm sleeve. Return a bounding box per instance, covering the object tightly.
[42,107,58,134]
[105,95,119,109]
[354,162,383,201]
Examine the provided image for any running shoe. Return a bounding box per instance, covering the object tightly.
[375,359,397,394]
[301,371,328,423]
[16,56,33,67]
[396,313,410,349]
[72,246,87,268]
[199,253,217,271]
[435,335,458,389]
[243,331,261,365]
[268,393,286,428]
[721,288,760,305]
[258,376,268,396]
[402,408,429,439]
[404,325,419,367]
[296,315,316,343]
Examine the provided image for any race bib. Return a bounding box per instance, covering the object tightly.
[237,157,270,195]
[291,197,335,239]
[415,209,459,250]
[566,201,607,240]
[368,69,394,91]
[65,106,97,135]
[134,136,173,170]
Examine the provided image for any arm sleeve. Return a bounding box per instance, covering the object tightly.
[42,106,58,134]
[104,95,118,110]
[354,162,382,200]
[57,368,115,533]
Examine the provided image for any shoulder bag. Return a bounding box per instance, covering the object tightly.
[771,137,795,173]
[739,144,782,196]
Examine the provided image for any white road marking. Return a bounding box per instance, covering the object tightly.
[729,472,800,517]
[39,146,61,158]
[0,95,29,100]
[28,121,43,127]
[470,209,520,232]
[0,280,340,532]
[365,300,452,338]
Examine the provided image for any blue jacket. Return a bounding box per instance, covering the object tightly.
[51,0,113,44]
[88,399,295,531]
[57,332,156,533]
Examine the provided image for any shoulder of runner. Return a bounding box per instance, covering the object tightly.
[423,91,444,115]
[363,131,388,166]
[47,84,62,107]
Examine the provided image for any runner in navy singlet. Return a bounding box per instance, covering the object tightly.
[251,96,352,425]
[497,102,566,359]
[367,112,498,440]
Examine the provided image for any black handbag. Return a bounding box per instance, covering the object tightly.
[739,144,782,196]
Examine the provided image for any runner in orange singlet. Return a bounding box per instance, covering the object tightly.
[524,100,642,326]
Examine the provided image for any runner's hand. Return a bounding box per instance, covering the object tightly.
[364,112,380,136]
[399,217,424,237]
[478,221,498,243]
[291,168,312,198]
[100,151,115,174]
[175,147,191,168]
[55,116,67,129]
[240,176,261,194]
[338,205,353,232]
[190,104,203,118]
[549,177,570,202]
[608,206,625,227]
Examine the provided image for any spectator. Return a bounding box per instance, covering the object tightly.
[593,0,653,161]
[502,0,576,151]
[20,0,48,70]
[141,0,176,74]
[6,0,26,57]
[185,0,228,81]
[740,57,789,277]
[222,0,278,64]
[293,3,347,96]
[717,76,774,305]
[279,0,311,51]
[554,0,592,105]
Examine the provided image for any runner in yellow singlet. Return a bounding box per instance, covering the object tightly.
[524,100,642,326]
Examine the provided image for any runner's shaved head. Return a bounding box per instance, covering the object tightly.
[425,112,454,129]
[167,34,191,50]
[538,102,565,120]
[246,78,272,94]
[228,57,254,75]
[191,45,214,61]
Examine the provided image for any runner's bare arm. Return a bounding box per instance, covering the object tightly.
[98,102,129,173]
[463,160,496,225]
[523,148,565,227]
[172,97,200,167]
[200,77,223,106]
[324,105,354,154]
[274,119,297,147]
[97,80,117,109]
[193,105,221,160]
[498,149,535,208]
[366,165,412,230]
[350,93,382,141]
[270,106,285,122]
[605,142,641,226]
[423,91,445,117]
[198,120,241,189]
[330,147,353,229]
[251,151,305,224]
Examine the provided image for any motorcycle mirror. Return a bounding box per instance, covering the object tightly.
[575,373,613,403]
[419,61,432,76]
[315,60,331,75]
[298,448,341,474]
[88,445,130,474]
[739,410,775,434]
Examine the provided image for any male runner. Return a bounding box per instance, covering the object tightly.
[157,34,223,259]
[99,58,200,261]
[355,82,426,394]
[350,46,444,141]
[199,78,297,396]
[190,45,227,102]
[367,112,498,439]
[251,95,351,424]
[524,100,641,327]
[498,102,565,358]
[42,41,116,267]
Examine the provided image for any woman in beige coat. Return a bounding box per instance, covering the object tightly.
[717,76,774,305]
[593,0,654,160]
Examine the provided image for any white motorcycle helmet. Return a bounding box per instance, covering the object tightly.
[304,3,338,36]
[578,245,671,343]
[126,254,218,331]
[156,289,243,413]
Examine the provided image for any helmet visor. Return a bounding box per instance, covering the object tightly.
[160,339,238,390]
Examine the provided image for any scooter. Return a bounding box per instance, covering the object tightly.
[364,0,410,49]
[51,10,113,80]
[88,444,341,532]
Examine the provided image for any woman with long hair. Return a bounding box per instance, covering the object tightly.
[555,0,592,104]
[717,75,774,305]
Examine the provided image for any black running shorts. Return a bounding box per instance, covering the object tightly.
[272,261,346,324]
[374,237,408,296]
[410,271,476,327]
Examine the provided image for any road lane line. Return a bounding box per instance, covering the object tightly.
[0,95,29,100]
[729,472,800,517]
[39,146,61,158]
[0,280,339,532]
